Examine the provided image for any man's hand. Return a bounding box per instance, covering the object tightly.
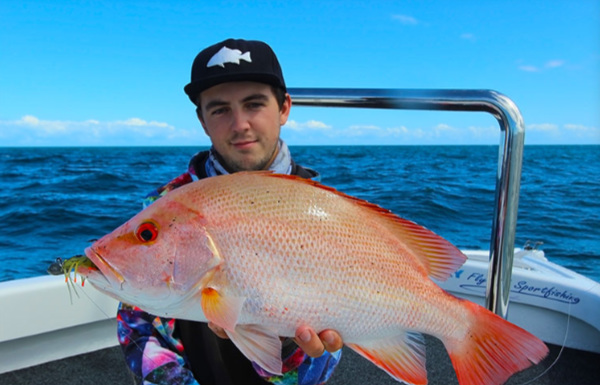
[294,326,343,357]
[208,322,343,358]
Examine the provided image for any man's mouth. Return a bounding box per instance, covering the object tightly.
[232,139,257,150]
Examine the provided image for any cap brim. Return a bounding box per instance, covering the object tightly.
[184,73,286,104]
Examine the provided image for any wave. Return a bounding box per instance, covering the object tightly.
[0,145,598,282]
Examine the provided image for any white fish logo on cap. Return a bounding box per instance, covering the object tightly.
[207,46,252,68]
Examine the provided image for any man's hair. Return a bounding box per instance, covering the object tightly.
[272,86,286,109]
[196,85,287,121]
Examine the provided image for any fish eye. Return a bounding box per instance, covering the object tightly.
[136,222,158,243]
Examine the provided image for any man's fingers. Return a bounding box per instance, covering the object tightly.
[294,326,343,357]
[210,322,343,357]
[319,329,343,352]
[294,326,325,357]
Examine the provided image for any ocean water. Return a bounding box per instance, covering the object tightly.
[0,145,598,283]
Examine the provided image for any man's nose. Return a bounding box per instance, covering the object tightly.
[230,108,251,132]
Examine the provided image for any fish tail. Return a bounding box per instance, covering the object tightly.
[241,51,251,61]
[445,300,549,385]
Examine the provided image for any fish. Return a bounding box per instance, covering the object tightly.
[207,45,252,68]
[70,171,549,385]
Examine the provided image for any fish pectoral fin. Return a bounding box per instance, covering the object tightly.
[200,287,245,332]
[347,331,427,385]
[226,324,283,376]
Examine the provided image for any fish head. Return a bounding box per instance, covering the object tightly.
[82,196,219,314]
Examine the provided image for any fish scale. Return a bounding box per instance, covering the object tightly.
[181,173,505,342]
[78,171,548,385]
[212,179,421,333]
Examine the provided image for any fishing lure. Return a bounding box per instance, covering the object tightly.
[47,255,94,302]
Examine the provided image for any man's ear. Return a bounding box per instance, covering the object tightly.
[279,93,292,126]
[196,107,209,135]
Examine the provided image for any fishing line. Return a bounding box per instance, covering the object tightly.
[518,298,573,385]
[5,272,162,385]
[520,279,600,384]
[62,268,166,375]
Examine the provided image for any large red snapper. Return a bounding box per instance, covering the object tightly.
[76,171,548,385]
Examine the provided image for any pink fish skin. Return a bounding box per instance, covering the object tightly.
[80,171,548,385]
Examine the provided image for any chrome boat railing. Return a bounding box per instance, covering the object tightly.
[288,88,525,319]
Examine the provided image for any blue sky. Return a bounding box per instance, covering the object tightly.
[1,0,598,146]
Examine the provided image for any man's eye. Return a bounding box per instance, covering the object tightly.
[211,107,228,116]
[247,103,264,110]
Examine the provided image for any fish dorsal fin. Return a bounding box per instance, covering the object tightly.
[259,172,466,281]
[372,212,467,281]
[347,331,427,385]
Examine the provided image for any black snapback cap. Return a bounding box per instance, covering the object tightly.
[184,39,286,105]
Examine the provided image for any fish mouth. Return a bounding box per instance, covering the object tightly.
[84,247,125,285]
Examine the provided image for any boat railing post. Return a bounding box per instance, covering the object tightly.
[288,88,525,319]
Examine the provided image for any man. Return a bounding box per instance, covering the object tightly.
[117,38,343,385]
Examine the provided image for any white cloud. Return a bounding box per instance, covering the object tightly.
[345,125,382,137]
[386,126,409,135]
[523,123,599,144]
[0,115,201,146]
[21,115,40,125]
[348,124,381,131]
[518,65,539,72]
[468,125,498,140]
[545,60,565,68]
[305,120,331,129]
[287,121,502,145]
[4,115,597,146]
[460,33,476,41]
[527,123,559,132]
[8,115,104,135]
[564,124,592,132]
[391,14,419,25]
[518,59,566,73]
[563,123,600,140]
[435,123,456,133]
[117,118,157,127]
[280,119,584,145]
[284,119,332,131]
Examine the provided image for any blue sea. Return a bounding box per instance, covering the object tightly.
[0,145,598,283]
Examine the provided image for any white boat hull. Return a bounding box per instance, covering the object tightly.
[0,248,598,374]
[0,275,119,374]
[436,249,600,354]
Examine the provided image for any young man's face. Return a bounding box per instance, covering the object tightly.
[198,81,291,172]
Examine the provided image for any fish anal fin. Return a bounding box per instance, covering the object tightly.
[226,324,283,376]
[200,287,245,332]
[347,331,427,385]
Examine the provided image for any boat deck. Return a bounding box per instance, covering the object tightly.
[1,338,596,385]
